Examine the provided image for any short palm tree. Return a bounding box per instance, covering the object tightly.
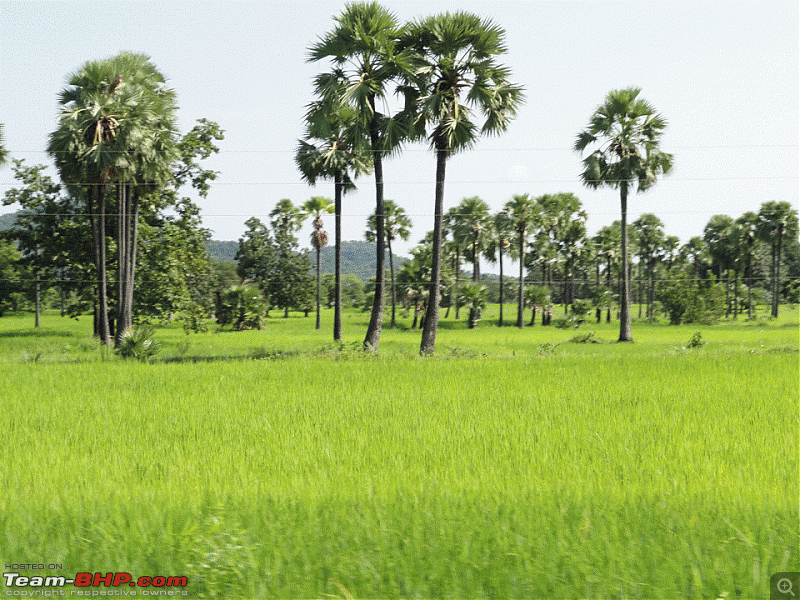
[401,12,524,354]
[575,87,673,342]
[459,283,487,329]
[301,196,335,330]
[365,199,411,328]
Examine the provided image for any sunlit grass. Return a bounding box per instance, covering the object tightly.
[0,306,797,598]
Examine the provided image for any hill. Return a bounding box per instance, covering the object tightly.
[206,239,408,283]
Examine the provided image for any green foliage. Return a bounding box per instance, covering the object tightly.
[215,285,266,331]
[114,326,162,361]
[570,298,593,322]
[686,331,705,349]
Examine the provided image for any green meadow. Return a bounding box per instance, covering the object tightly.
[1,306,797,599]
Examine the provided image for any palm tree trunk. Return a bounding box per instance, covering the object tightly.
[96,184,111,344]
[364,108,385,351]
[773,224,783,317]
[498,249,504,327]
[454,248,460,320]
[517,228,525,328]
[618,184,632,342]
[315,244,321,330]
[420,145,447,355]
[388,236,396,328]
[334,171,343,341]
[115,183,127,347]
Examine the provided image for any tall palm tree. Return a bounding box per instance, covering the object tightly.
[309,1,413,351]
[48,52,178,345]
[301,196,335,330]
[504,194,538,328]
[401,12,524,354]
[366,199,411,328]
[296,92,371,341]
[575,87,673,342]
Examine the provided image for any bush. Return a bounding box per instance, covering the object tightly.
[115,327,161,362]
[216,285,267,331]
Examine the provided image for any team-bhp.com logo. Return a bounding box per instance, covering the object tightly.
[3,571,189,596]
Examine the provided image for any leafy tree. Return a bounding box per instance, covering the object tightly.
[402,11,524,354]
[0,240,21,315]
[301,196,335,329]
[310,1,413,351]
[366,199,411,328]
[135,199,214,322]
[575,87,673,341]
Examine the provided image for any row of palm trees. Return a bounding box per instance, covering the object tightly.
[295,3,524,354]
[296,3,678,351]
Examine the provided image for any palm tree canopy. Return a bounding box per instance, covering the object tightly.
[574,87,673,193]
[400,12,524,156]
[48,52,178,202]
[308,2,414,158]
[365,199,412,243]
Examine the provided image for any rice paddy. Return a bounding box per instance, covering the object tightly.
[0,306,797,598]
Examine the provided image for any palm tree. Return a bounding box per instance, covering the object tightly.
[757,201,798,317]
[366,199,411,328]
[485,210,515,326]
[309,1,413,351]
[301,196,334,329]
[593,223,620,323]
[401,12,524,354]
[504,194,538,328]
[575,87,673,342]
[459,283,487,329]
[735,211,759,319]
[296,92,371,341]
[48,52,178,345]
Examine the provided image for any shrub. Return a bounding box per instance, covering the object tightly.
[216,285,267,331]
[115,327,162,361]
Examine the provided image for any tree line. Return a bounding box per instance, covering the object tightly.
[0,3,797,353]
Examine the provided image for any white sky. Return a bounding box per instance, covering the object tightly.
[1,0,798,267]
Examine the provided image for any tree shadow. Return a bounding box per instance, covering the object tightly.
[0,329,76,339]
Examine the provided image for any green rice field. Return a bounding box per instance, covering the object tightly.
[1,306,797,599]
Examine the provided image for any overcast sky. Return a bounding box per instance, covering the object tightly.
[1,0,797,266]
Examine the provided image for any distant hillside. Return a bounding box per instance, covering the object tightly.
[206,239,408,283]
[0,211,26,232]
[206,240,239,262]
